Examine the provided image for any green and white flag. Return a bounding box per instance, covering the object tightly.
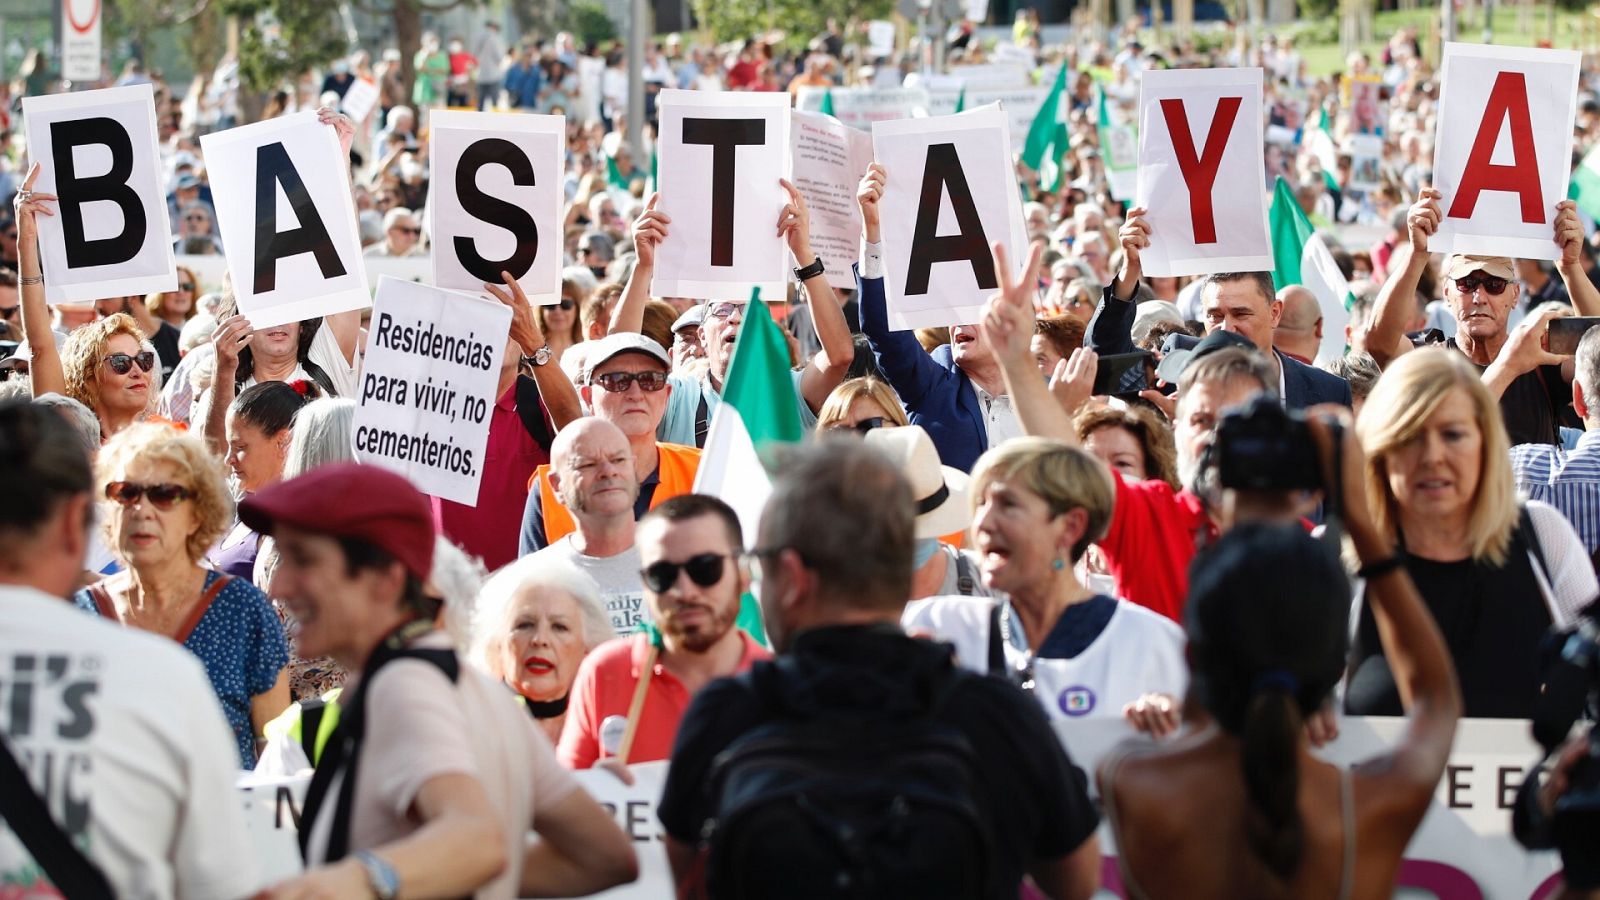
[1572,144,1600,224]
[1022,63,1068,190]
[1270,176,1353,367]
[1098,84,1138,201]
[1305,106,1340,193]
[693,290,805,549]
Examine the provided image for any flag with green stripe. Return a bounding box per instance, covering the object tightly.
[1270,176,1353,367]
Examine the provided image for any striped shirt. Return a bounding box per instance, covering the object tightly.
[1512,429,1600,554]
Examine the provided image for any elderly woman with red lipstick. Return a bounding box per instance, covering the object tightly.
[474,554,616,744]
[74,423,290,767]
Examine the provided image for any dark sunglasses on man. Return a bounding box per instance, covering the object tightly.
[1454,274,1509,296]
[592,371,669,393]
[641,553,732,593]
[105,481,194,510]
[103,351,156,375]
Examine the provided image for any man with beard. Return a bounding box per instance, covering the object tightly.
[557,494,771,769]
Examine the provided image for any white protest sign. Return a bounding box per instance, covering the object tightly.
[790,110,873,290]
[654,90,790,301]
[1055,717,1561,899]
[962,85,1050,145]
[867,20,896,59]
[1429,43,1581,261]
[948,62,1030,89]
[201,111,370,328]
[1136,67,1272,277]
[873,104,1027,330]
[796,86,933,131]
[564,761,673,899]
[22,84,177,303]
[1348,133,1384,192]
[60,0,101,82]
[340,77,380,123]
[237,772,309,883]
[429,110,564,301]
[353,277,511,505]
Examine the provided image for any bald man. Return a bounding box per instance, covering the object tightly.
[1272,285,1323,365]
[531,417,648,633]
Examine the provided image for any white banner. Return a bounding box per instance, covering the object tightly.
[340,77,380,124]
[867,20,896,59]
[241,718,1560,900]
[429,110,565,301]
[789,110,872,290]
[654,90,790,301]
[873,104,1027,331]
[201,111,371,329]
[1429,43,1581,261]
[962,85,1050,147]
[60,0,101,82]
[353,277,511,505]
[22,85,177,303]
[1136,67,1272,277]
[795,86,933,131]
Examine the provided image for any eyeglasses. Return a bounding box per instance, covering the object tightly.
[1454,274,1509,296]
[178,282,195,292]
[184,214,209,224]
[394,226,422,235]
[828,416,885,434]
[641,553,730,593]
[592,370,669,393]
[105,481,193,510]
[557,298,575,311]
[103,351,156,375]
[707,302,742,320]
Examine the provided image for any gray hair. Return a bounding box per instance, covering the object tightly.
[1321,353,1382,403]
[32,393,101,452]
[433,537,488,656]
[283,398,356,479]
[1576,324,1600,422]
[0,379,32,403]
[469,554,614,678]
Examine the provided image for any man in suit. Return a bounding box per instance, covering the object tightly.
[1087,207,1351,410]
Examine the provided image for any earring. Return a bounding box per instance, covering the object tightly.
[1051,557,1066,572]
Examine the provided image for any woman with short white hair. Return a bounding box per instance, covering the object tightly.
[474,555,615,743]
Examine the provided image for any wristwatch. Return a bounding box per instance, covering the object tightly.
[793,256,826,282]
[527,345,553,367]
[353,850,399,900]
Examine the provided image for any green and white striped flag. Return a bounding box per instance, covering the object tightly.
[1573,144,1600,224]
[1270,176,1353,367]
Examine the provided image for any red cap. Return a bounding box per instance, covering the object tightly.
[239,463,435,581]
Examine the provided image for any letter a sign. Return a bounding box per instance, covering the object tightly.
[1430,43,1580,261]
[1136,68,1272,277]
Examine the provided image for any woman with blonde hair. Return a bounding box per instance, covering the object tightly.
[55,313,159,441]
[1347,347,1596,719]
[814,376,909,435]
[74,423,290,766]
[537,278,587,365]
[147,265,201,327]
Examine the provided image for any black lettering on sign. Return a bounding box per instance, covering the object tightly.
[454,138,540,282]
[625,799,652,842]
[1497,766,1524,811]
[275,785,302,830]
[1446,764,1472,809]
[905,142,995,297]
[50,118,145,268]
[681,118,765,267]
[253,142,346,294]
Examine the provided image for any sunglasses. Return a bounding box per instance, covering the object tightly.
[184,215,209,223]
[641,553,730,593]
[178,282,195,292]
[707,302,742,320]
[593,370,669,393]
[104,351,156,375]
[557,298,575,310]
[394,226,422,235]
[829,416,885,434]
[105,481,193,510]
[1454,274,1509,296]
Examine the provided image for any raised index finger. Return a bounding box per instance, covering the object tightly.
[22,163,40,192]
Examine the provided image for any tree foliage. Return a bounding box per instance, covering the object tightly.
[222,0,349,92]
[690,0,893,46]
[562,1,618,47]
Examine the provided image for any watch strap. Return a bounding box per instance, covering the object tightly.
[794,256,826,281]
[354,849,400,900]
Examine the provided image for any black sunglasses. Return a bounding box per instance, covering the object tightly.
[104,351,156,375]
[829,416,885,434]
[593,370,669,393]
[178,282,196,292]
[641,553,730,593]
[558,298,575,310]
[105,481,193,510]
[1454,274,1509,296]
[394,226,422,235]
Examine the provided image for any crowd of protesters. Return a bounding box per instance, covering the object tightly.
[3,11,1600,900]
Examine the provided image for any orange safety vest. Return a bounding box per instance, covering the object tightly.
[531,442,702,546]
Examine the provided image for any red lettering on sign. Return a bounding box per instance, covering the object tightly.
[1159,96,1242,245]
[1448,71,1545,225]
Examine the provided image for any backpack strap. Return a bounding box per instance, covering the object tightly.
[515,374,555,452]
[0,735,115,899]
[955,552,977,596]
[986,603,1005,677]
[299,698,327,768]
[174,573,232,646]
[694,391,711,447]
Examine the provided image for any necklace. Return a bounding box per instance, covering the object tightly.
[524,694,570,719]
[996,601,1036,694]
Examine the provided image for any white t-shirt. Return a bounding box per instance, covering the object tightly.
[238,321,360,398]
[903,594,1188,723]
[534,537,648,635]
[0,584,263,900]
[303,633,580,900]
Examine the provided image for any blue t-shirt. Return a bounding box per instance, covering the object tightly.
[75,570,288,767]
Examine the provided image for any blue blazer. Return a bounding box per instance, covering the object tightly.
[857,268,988,472]
[1086,282,1351,409]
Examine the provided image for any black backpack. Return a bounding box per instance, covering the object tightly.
[696,657,998,900]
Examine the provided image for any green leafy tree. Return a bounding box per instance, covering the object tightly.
[562,0,618,47]
[222,0,348,95]
[691,0,892,46]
